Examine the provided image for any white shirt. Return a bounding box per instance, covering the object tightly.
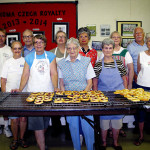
[1,57,25,92]
[58,54,96,80]
[0,45,13,87]
[137,51,150,87]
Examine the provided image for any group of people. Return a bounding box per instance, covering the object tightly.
[0,26,149,150]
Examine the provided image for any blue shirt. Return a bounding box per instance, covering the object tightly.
[25,51,56,69]
[23,45,35,57]
[127,40,147,74]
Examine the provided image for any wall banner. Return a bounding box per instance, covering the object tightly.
[0,2,78,50]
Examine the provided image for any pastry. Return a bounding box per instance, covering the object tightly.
[63,98,72,103]
[35,95,44,101]
[54,98,64,103]
[44,92,54,97]
[55,91,64,96]
[43,96,52,102]
[72,97,81,103]
[26,95,35,102]
[67,95,75,98]
[99,96,108,102]
[65,91,72,95]
[34,100,43,105]
[90,96,100,102]
[80,93,89,102]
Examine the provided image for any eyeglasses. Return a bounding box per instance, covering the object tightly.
[112,36,120,39]
[67,47,78,51]
[13,47,22,50]
[23,35,33,39]
[34,41,45,45]
[57,36,66,39]
[103,47,113,50]
[0,35,6,38]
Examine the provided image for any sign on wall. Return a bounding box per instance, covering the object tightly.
[0,2,78,50]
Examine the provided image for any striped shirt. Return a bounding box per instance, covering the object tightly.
[94,59,127,79]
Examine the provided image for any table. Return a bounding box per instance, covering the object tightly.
[0,92,149,149]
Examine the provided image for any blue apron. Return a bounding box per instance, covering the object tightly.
[98,58,124,120]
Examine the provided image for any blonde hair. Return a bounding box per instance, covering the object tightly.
[110,31,122,42]
[11,41,22,48]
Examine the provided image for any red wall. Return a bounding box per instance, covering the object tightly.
[0,2,77,50]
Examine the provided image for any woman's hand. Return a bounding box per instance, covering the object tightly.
[54,87,60,92]
[11,89,21,93]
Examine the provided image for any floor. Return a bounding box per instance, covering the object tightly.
[0,125,150,150]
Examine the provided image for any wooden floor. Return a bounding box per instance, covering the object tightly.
[0,125,150,150]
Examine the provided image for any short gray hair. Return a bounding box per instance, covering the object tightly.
[102,38,115,49]
[133,27,144,35]
[66,37,80,48]
[77,27,91,40]
[145,32,150,43]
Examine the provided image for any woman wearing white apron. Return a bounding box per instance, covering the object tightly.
[12,35,58,150]
[50,31,69,138]
[50,30,68,63]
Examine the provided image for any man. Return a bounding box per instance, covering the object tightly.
[0,28,13,137]
[127,27,147,88]
[12,34,58,150]
[22,29,35,57]
[127,27,148,136]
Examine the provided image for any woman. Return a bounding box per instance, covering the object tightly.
[12,35,58,150]
[1,41,28,150]
[50,30,68,63]
[111,31,134,137]
[50,31,69,138]
[58,38,95,150]
[78,27,97,67]
[93,38,127,150]
[110,31,134,90]
[134,32,150,146]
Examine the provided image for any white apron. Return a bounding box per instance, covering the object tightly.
[27,52,53,92]
[54,47,66,63]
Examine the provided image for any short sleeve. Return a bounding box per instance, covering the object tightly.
[94,62,102,78]
[125,51,133,64]
[25,52,34,68]
[46,51,56,63]
[86,62,96,80]
[1,61,9,78]
[116,60,127,77]
[58,67,63,78]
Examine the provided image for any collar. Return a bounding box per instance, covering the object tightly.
[24,45,35,51]
[133,40,147,47]
[80,46,92,54]
[65,54,81,62]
